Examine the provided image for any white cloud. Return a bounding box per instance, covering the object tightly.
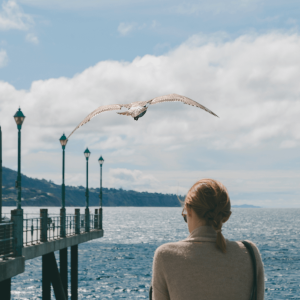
[151,20,158,28]
[117,22,149,36]
[108,168,159,190]
[280,140,297,149]
[25,33,38,44]
[0,49,8,67]
[2,31,300,151]
[0,0,34,31]
[1,31,300,205]
[118,22,136,36]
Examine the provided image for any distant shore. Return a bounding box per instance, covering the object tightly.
[232,204,261,208]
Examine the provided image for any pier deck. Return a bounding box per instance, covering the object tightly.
[23,228,103,261]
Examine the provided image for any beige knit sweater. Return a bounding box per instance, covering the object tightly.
[152,226,264,300]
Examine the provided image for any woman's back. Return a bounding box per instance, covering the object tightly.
[152,226,264,300]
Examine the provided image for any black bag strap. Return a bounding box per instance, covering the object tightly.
[149,285,153,300]
[242,241,257,300]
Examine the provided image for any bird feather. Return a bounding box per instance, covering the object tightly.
[67,104,124,139]
[149,93,219,117]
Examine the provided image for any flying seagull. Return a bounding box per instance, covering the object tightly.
[67,93,218,139]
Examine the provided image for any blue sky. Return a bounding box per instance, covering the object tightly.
[1,0,299,89]
[0,0,300,207]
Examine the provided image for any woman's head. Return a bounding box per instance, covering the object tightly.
[184,179,232,253]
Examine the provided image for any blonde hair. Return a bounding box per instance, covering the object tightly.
[184,179,232,253]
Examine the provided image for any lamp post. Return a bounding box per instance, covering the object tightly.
[59,134,68,208]
[14,108,25,209]
[84,148,91,232]
[98,156,104,230]
[98,156,104,207]
[59,134,67,237]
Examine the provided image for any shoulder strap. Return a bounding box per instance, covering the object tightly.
[149,285,153,300]
[242,241,257,300]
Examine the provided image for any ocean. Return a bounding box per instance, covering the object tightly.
[3,207,300,299]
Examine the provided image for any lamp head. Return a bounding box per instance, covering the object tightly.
[84,148,91,160]
[14,108,25,129]
[59,133,68,149]
[98,156,104,166]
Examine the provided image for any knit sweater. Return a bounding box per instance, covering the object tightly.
[152,226,264,300]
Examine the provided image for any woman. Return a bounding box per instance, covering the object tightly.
[151,179,264,300]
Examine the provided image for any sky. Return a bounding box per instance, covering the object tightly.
[0,0,300,207]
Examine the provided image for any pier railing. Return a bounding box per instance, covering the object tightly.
[0,222,14,259]
[0,208,102,258]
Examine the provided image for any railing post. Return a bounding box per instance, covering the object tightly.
[85,208,89,233]
[11,209,23,256]
[75,209,80,234]
[60,208,66,238]
[94,209,98,229]
[99,207,102,230]
[40,209,48,242]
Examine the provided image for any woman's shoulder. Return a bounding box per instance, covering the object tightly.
[231,239,261,253]
[154,241,187,258]
[227,239,263,265]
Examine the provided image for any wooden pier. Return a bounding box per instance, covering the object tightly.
[0,207,104,299]
[0,110,106,299]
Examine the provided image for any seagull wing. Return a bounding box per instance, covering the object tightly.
[149,93,219,117]
[67,104,124,139]
[126,100,152,108]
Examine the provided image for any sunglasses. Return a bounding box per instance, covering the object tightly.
[182,208,187,223]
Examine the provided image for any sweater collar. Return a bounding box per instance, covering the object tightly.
[183,226,217,242]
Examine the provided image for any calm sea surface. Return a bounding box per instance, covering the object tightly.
[3,207,300,299]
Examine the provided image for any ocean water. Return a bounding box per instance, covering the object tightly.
[3,207,300,299]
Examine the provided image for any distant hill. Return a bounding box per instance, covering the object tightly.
[1,167,181,207]
[232,204,261,208]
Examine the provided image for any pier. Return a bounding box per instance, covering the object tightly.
[0,207,103,299]
[0,111,105,299]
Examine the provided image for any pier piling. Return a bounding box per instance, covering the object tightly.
[42,254,51,300]
[71,245,78,300]
[43,252,67,299]
[0,278,11,300]
[60,247,68,297]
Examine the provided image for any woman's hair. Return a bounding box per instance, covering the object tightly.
[184,179,232,253]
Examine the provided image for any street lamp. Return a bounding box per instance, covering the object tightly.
[14,108,25,209]
[59,134,67,237]
[98,156,104,230]
[84,148,91,208]
[84,148,91,232]
[59,134,68,208]
[98,156,104,207]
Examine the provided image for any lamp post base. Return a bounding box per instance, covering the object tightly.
[85,208,90,233]
[60,208,66,238]
[99,207,102,230]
